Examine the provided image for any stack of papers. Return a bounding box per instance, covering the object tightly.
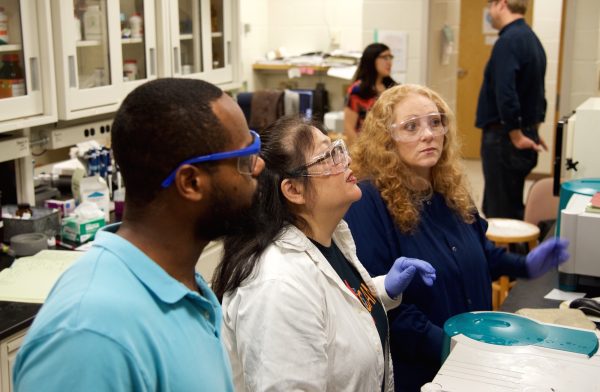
[586,192,600,213]
[430,333,600,391]
[0,250,82,303]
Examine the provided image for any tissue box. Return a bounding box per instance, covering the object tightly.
[61,215,105,244]
[2,205,61,243]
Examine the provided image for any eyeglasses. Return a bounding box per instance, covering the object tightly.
[288,139,350,177]
[389,113,449,142]
[378,54,395,61]
[161,130,261,188]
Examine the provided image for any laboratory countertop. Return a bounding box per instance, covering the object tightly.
[500,268,562,312]
[0,300,41,341]
[0,253,42,341]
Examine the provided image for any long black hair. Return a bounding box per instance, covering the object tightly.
[211,116,328,301]
[353,43,397,99]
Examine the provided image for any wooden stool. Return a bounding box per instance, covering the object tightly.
[485,218,540,310]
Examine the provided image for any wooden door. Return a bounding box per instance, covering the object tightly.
[456,0,534,158]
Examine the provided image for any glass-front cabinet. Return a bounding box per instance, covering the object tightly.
[0,1,237,128]
[163,0,233,85]
[52,0,157,120]
[0,0,55,130]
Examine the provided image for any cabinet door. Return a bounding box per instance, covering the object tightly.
[167,0,233,84]
[204,0,233,84]
[0,328,27,392]
[118,0,158,97]
[0,0,44,123]
[52,0,122,120]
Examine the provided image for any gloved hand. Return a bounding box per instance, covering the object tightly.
[384,257,436,299]
[526,237,570,279]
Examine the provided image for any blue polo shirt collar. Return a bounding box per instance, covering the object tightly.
[93,229,208,305]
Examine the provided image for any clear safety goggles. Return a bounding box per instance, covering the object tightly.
[389,113,448,142]
[288,139,350,177]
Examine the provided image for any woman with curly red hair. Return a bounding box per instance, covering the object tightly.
[344,84,569,391]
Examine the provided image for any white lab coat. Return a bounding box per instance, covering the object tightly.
[222,221,400,392]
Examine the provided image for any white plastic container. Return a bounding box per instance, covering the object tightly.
[129,12,142,39]
[123,59,137,81]
[74,14,82,41]
[0,7,8,45]
[83,5,102,40]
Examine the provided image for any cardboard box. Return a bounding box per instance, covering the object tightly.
[61,215,105,244]
[44,199,76,218]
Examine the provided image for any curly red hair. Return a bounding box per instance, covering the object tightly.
[351,84,476,232]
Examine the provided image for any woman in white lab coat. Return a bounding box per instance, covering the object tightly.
[212,116,436,391]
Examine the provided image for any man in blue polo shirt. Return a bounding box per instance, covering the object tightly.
[13,78,265,391]
[476,0,547,220]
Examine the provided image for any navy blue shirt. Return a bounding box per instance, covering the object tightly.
[476,18,546,133]
[344,181,527,391]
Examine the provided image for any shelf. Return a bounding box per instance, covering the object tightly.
[76,39,103,47]
[121,37,143,45]
[180,33,193,40]
[252,63,330,72]
[0,44,22,53]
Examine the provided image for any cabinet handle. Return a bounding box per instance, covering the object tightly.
[227,41,231,65]
[68,56,77,88]
[173,47,180,74]
[149,48,156,76]
[29,57,40,91]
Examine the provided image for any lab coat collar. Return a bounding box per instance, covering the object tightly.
[275,221,378,305]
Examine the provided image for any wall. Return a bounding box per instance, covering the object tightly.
[531,0,563,175]
[559,0,600,118]
[427,0,460,111]
[240,0,362,92]
[362,0,429,85]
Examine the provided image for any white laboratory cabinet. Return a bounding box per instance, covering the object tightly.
[0,0,241,204]
[51,0,159,120]
[158,0,235,85]
[0,328,27,392]
[0,1,56,134]
[0,0,240,127]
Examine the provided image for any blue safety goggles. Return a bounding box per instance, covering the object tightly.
[161,130,261,188]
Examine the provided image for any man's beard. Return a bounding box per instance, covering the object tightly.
[196,180,254,240]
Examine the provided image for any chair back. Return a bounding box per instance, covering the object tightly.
[524,177,560,226]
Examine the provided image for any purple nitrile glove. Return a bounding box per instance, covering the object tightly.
[526,237,570,279]
[384,257,436,299]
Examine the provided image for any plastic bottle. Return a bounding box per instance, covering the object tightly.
[15,203,33,219]
[129,12,142,39]
[0,7,8,45]
[123,59,137,81]
[83,4,102,40]
[0,54,25,98]
[74,14,82,41]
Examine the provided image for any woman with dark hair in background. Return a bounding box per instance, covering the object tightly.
[212,116,435,391]
[344,43,397,144]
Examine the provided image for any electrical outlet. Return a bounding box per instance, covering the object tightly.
[42,120,113,150]
[331,29,341,47]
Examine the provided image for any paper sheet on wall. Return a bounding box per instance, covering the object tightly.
[0,250,83,303]
[377,30,408,73]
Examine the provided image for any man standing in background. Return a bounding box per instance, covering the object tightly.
[476,0,547,219]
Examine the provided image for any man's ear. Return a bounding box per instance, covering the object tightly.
[173,165,206,202]
[280,178,306,206]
